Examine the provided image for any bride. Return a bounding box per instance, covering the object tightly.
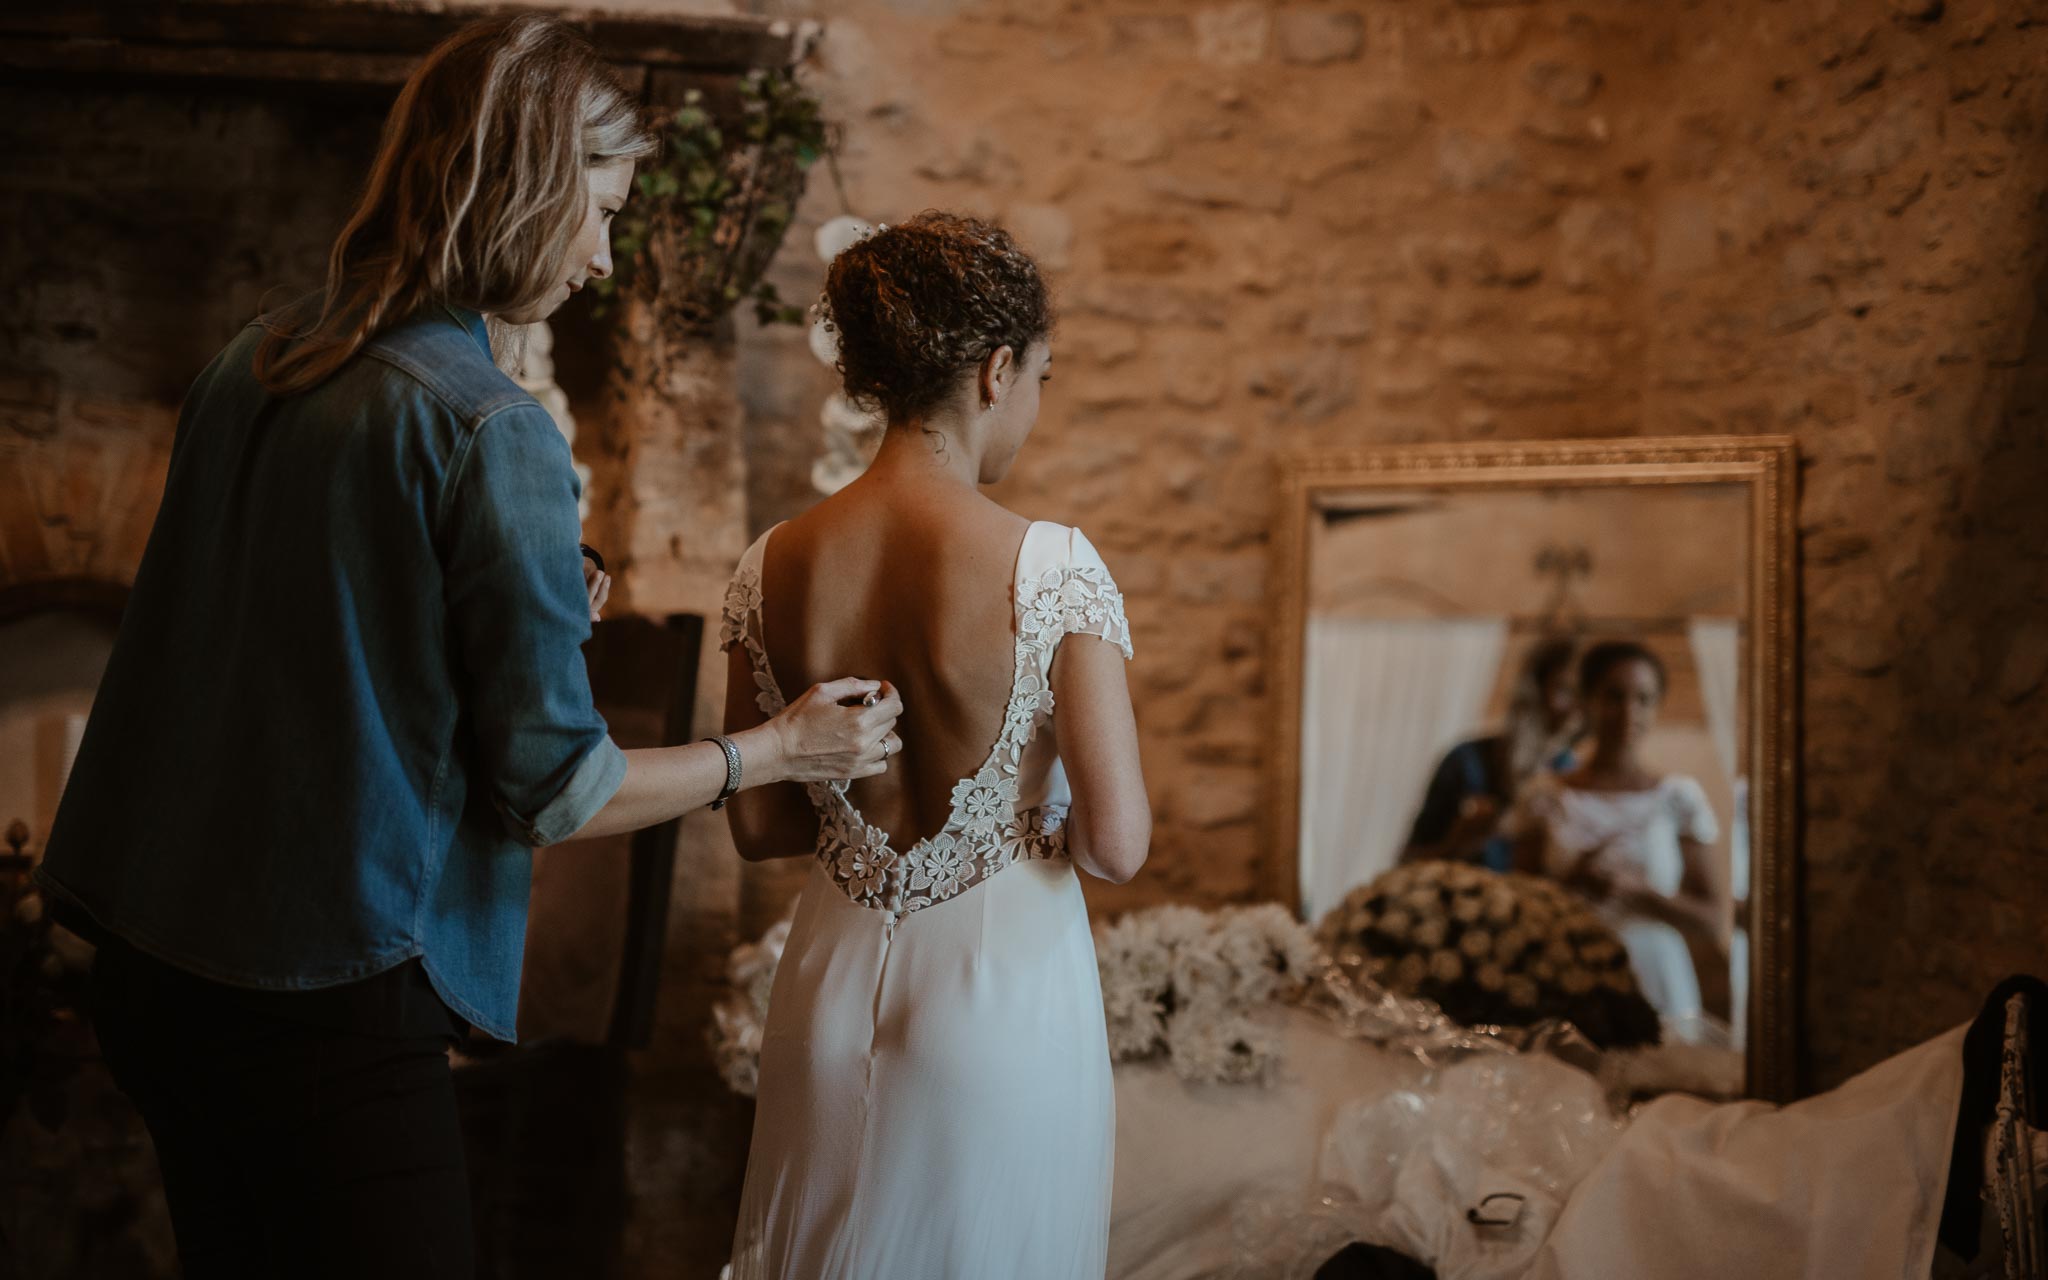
[1508,640,1725,1034]
[717,212,1152,1279]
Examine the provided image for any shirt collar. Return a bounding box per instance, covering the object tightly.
[442,304,493,359]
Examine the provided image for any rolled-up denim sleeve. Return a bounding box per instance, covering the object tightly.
[441,403,625,846]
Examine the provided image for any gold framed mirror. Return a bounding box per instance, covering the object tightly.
[1267,437,1798,1101]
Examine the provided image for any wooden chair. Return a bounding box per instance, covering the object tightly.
[454,613,703,1280]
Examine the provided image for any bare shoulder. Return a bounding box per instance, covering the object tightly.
[962,491,1034,546]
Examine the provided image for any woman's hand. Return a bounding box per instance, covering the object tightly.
[1562,851,1613,901]
[1444,795,1501,854]
[582,557,611,621]
[757,678,903,783]
[1566,841,1659,908]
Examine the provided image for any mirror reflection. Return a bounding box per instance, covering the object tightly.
[1299,483,1751,1050]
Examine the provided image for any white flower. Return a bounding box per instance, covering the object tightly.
[1459,928,1493,960]
[1476,963,1505,992]
[1163,1005,1279,1086]
[1413,917,1448,950]
[1019,586,1067,641]
[1396,953,1429,989]
[907,835,970,897]
[1107,1008,1167,1060]
[1493,926,1530,961]
[1005,672,1054,735]
[1483,889,1516,925]
[1377,909,1413,941]
[949,768,1016,827]
[1451,895,1486,925]
[834,840,886,900]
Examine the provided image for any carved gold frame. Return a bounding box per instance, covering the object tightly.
[1266,437,1799,1101]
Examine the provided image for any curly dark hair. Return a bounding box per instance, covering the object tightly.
[820,211,1054,425]
[1578,640,1667,698]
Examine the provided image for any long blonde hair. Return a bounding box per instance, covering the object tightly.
[255,14,656,394]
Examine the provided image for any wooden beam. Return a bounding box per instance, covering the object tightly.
[0,2,813,90]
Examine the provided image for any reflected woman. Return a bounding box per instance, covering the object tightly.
[1507,640,1724,1034]
[1400,636,1580,872]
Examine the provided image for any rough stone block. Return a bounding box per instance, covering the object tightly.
[1435,127,1527,193]
[1523,59,1603,106]
[1194,3,1272,66]
[1004,201,1074,271]
[1146,171,1292,214]
[1276,9,1367,64]
[1098,217,1221,276]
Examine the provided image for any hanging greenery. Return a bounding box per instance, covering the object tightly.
[591,70,832,335]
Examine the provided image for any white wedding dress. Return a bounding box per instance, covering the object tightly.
[722,521,1131,1280]
[1509,773,1720,1030]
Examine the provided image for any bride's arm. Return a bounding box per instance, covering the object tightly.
[1051,635,1151,884]
[1617,836,1725,946]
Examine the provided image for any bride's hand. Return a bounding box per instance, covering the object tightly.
[1562,847,1615,901]
[766,678,904,782]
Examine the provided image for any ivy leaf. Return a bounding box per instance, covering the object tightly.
[608,72,833,333]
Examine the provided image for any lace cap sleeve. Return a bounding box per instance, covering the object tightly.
[1017,525,1134,661]
[1667,775,1720,845]
[718,528,774,655]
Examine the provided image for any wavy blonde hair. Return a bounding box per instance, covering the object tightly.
[256,14,657,394]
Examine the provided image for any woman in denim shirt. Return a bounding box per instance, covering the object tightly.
[35,16,902,1277]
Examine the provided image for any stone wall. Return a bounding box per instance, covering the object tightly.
[729,0,2048,1093]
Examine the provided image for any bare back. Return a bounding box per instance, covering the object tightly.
[758,480,1030,850]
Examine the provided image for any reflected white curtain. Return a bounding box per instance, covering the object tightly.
[1687,619,1740,794]
[1299,617,1507,924]
[1687,617,1746,1047]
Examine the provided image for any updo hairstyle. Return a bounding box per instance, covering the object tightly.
[819,211,1054,425]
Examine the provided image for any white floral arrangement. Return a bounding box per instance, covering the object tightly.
[1317,862,1662,1051]
[706,901,1324,1096]
[708,914,792,1098]
[1095,903,1325,1085]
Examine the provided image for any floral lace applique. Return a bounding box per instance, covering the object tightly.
[721,551,1131,916]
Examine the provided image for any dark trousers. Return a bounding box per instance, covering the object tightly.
[88,946,475,1280]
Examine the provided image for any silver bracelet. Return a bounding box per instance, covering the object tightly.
[705,735,742,810]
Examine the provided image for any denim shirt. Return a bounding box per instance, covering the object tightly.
[36,302,626,1041]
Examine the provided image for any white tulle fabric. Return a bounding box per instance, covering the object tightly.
[723,521,1129,1280]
